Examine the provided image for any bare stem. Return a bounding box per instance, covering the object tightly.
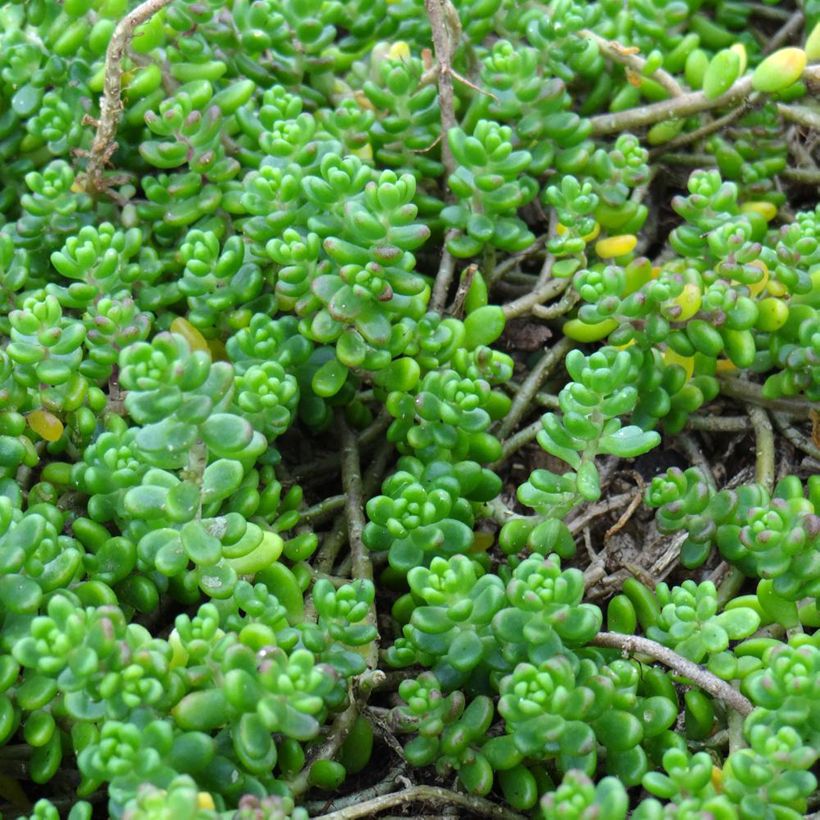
[777,102,820,132]
[311,784,527,820]
[426,0,461,312]
[300,495,347,526]
[686,415,749,432]
[84,0,175,192]
[431,230,459,312]
[772,412,820,462]
[293,410,392,481]
[338,411,379,671]
[718,376,813,419]
[497,336,574,439]
[763,10,804,54]
[591,632,753,716]
[305,764,409,815]
[288,669,386,799]
[495,418,542,464]
[648,99,757,160]
[590,65,820,136]
[581,30,683,97]
[748,405,775,494]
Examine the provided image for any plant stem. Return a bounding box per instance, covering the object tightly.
[748,405,775,494]
[288,669,385,798]
[772,412,820,461]
[431,230,458,312]
[581,30,683,97]
[425,0,458,176]
[305,764,409,815]
[497,336,573,439]
[426,0,461,312]
[531,287,579,319]
[300,495,347,526]
[648,99,757,160]
[293,410,392,481]
[777,102,820,132]
[84,0,175,192]
[337,411,378,671]
[728,709,746,754]
[502,277,568,319]
[686,415,749,432]
[590,66,820,136]
[590,632,754,716]
[718,376,813,419]
[763,9,804,54]
[716,566,747,609]
[311,784,527,820]
[495,418,542,463]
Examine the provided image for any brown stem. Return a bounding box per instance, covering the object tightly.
[84,0,175,192]
[426,0,461,313]
[648,99,757,160]
[581,30,683,97]
[772,412,820,462]
[338,410,379,671]
[591,632,753,716]
[431,229,459,312]
[590,65,820,136]
[748,405,775,494]
[718,376,813,419]
[497,336,574,439]
[287,669,386,798]
[310,784,527,820]
[763,10,804,54]
[777,102,820,132]
[686,414,749,432]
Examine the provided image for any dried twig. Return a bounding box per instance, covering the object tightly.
[748,405,775,494]
[305,764,409,815]
[590,65,820,136]
[288,669,386,798]
[581,30,683,97]
[448,263,478,317]
[311,784,527,820]
[501,214,571,319]
[338,411,379,671]
[426,0,461,312]
[686,415,749,432]
[772,412,820,462]
[648,99,757,160]
[497,337,574,439]
[717,376,814,419]
[83,0,175,192]
[591,632,754,716]
[763,10,804,54]
[776,102,820,133]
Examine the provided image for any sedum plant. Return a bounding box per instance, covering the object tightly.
[0,0,818,817]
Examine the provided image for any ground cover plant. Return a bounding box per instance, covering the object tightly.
[0,0,818,817]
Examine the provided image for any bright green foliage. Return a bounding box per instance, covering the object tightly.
[646,468,820,601]
[0,0,818,816]
[540,770,628,820]
[743,641,820,749]
[363,456,500,572]
[442,120,537,257]
[722,725,817,819]
[646,580,760,663]
[635,748,735,819]
[393,677,496,795]
[501,347,659,555]
[355,46,441,177]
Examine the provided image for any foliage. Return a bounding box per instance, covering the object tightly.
[0,0,817,816]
